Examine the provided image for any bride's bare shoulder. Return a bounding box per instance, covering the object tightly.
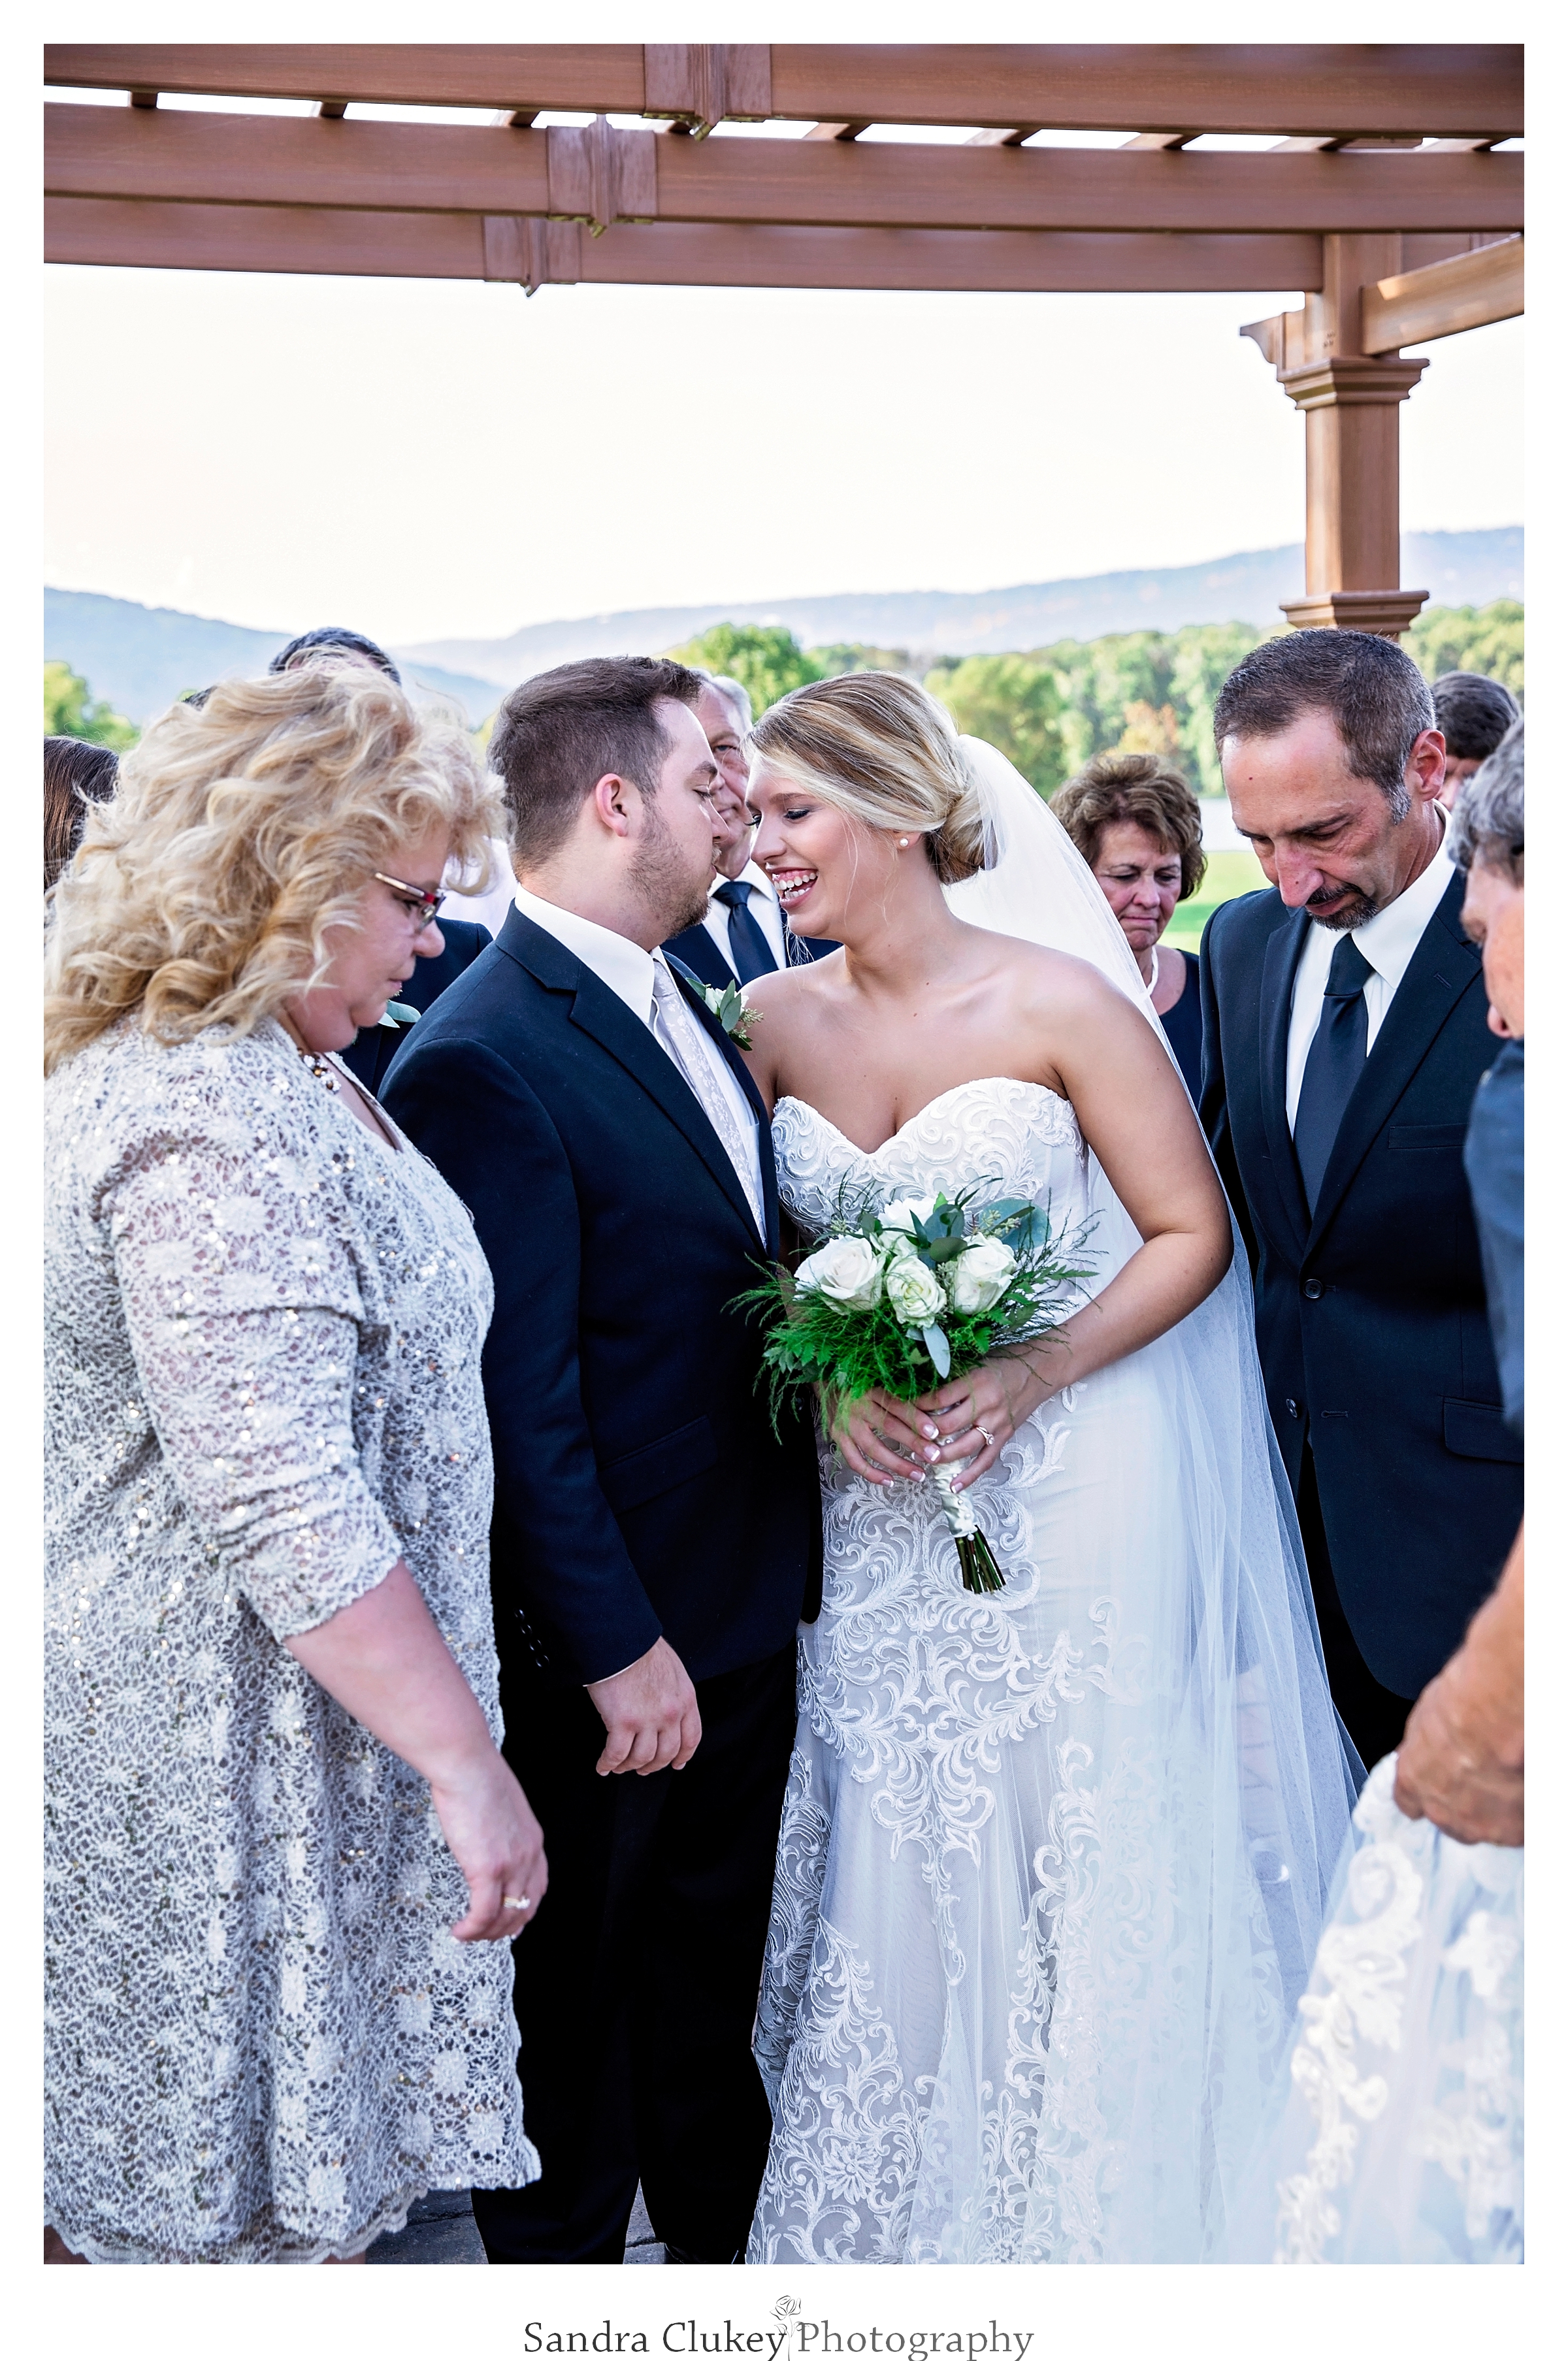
[745,952,843,1018]
[983,933,1136,1019]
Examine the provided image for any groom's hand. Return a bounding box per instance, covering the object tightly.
[587,1638,702,1776]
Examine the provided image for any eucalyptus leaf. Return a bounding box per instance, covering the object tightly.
[921,1323,952,1380]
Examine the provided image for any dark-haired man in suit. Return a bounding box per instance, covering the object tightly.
[384,656,820,2267]
[1200,629,1522,1773]
[664,672,837,986]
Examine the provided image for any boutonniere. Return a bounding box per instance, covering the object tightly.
[698,980,762,1052]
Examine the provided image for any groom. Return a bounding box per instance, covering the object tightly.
[384,657,821,2264]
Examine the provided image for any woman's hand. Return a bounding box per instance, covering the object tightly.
[828,1345,1062,1491]
[429,1751,549,1943]
[284,1560,550,1942]
[915,1350,1060,1489]
[828,1386,939,1486]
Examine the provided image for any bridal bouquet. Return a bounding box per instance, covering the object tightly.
[739,1187,1095,1594]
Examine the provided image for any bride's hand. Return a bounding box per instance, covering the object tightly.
[828,1387,941,1487]
[916,1355,1056,1489]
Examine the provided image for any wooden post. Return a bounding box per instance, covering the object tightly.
[1244,234,1429,636]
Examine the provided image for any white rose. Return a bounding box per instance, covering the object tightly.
[946,1235,1018,1314]
[879,1196,938,1239]
[795,1235,885,1311]
[884,1252,947,1327]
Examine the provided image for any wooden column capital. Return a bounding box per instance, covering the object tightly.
[1276,354,1428,411]
[1279,589,1431,638]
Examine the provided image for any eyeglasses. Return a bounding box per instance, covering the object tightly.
[373,871,446,930]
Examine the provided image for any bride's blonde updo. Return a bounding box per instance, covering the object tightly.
[749,672,988,885]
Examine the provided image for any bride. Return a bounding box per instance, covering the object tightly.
[734,673,1358,2265]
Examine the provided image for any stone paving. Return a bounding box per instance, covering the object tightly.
[366,2185,666,2264]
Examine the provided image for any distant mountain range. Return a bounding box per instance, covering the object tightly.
[408,529,1522,684]
[42,590,505,730]
[48,526,1521,727]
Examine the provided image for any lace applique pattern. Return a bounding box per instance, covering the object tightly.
[1272,1755,1524,2265]
[44,1019,537,2264]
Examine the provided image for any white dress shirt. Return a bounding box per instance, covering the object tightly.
[514,885,764,1219]
[1284,814,1456,1133]
[700,860,787,974]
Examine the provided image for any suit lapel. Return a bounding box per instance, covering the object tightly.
[1260,904,1312,1253]
[500,911,764,1250]
[1305,872,1484,1250]
[665,956,778,1257]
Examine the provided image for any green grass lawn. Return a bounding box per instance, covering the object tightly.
[1164,849,1271,954]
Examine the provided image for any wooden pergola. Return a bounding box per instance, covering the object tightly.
[45,42,1525,639]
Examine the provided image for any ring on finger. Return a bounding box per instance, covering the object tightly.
[977,1426,996,1449]
[503,1895,531,1912]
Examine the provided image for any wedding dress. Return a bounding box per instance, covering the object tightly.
[747,742,1358,2265]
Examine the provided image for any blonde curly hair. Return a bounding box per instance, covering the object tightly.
[749,672,987,886]
[44,668,504,1075]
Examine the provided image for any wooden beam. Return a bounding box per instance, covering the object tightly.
[44,197,1328,295]
[1361,233,1523,351]
[44,104,1522,236]
[43,44,1524,139]
[45,43,650,114]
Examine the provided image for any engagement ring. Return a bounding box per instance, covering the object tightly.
[503,1895,531,1912]
[977,1427,996,1449]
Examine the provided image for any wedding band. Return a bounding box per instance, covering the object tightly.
[977,1427,996,1449]
[503,1895,531,1912]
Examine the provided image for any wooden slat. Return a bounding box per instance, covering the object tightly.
[1362,234,1523,351]
[45,105,1522,236]
[44,197,1326,293]
[42,42,1523,139]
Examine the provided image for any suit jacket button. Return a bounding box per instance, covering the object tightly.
[1284,1398,1299,1418]
[1302,1278,1324,1300]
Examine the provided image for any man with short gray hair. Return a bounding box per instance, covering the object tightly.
[1200,630,1521,1772]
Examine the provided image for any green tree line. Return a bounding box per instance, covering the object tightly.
[44,660,139,751]
[670,599,1524,798]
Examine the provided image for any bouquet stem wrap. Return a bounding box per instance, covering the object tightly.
[929,1455,1007,1595]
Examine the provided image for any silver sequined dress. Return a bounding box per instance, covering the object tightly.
[44,1017,538,2264]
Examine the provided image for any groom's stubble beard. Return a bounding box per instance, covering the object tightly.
[629,787,713,938]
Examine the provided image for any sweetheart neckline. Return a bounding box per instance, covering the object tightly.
[774,1076,1071,1161]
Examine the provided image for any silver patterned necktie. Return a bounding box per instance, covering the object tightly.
[649,958,765,1237]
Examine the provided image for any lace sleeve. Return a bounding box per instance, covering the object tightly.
[104,1114,402,1641]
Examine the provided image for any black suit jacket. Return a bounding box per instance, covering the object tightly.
[382,907,821,1689]
[662,909,838,989]
[1200,874,1521,1697]
[339,917,492,1096]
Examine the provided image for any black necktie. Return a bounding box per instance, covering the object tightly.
[1294,933,1375,1215]
[712,879,777,984]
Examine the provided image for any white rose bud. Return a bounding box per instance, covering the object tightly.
[879,1196,938,1238]
[795,1235,885,1311]
[947,1235,1018,1314]
[884,1252,947,1327]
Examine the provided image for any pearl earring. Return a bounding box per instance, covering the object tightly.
[898,838,909,847]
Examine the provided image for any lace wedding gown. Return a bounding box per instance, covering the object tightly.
[749,1075,1352,2265]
